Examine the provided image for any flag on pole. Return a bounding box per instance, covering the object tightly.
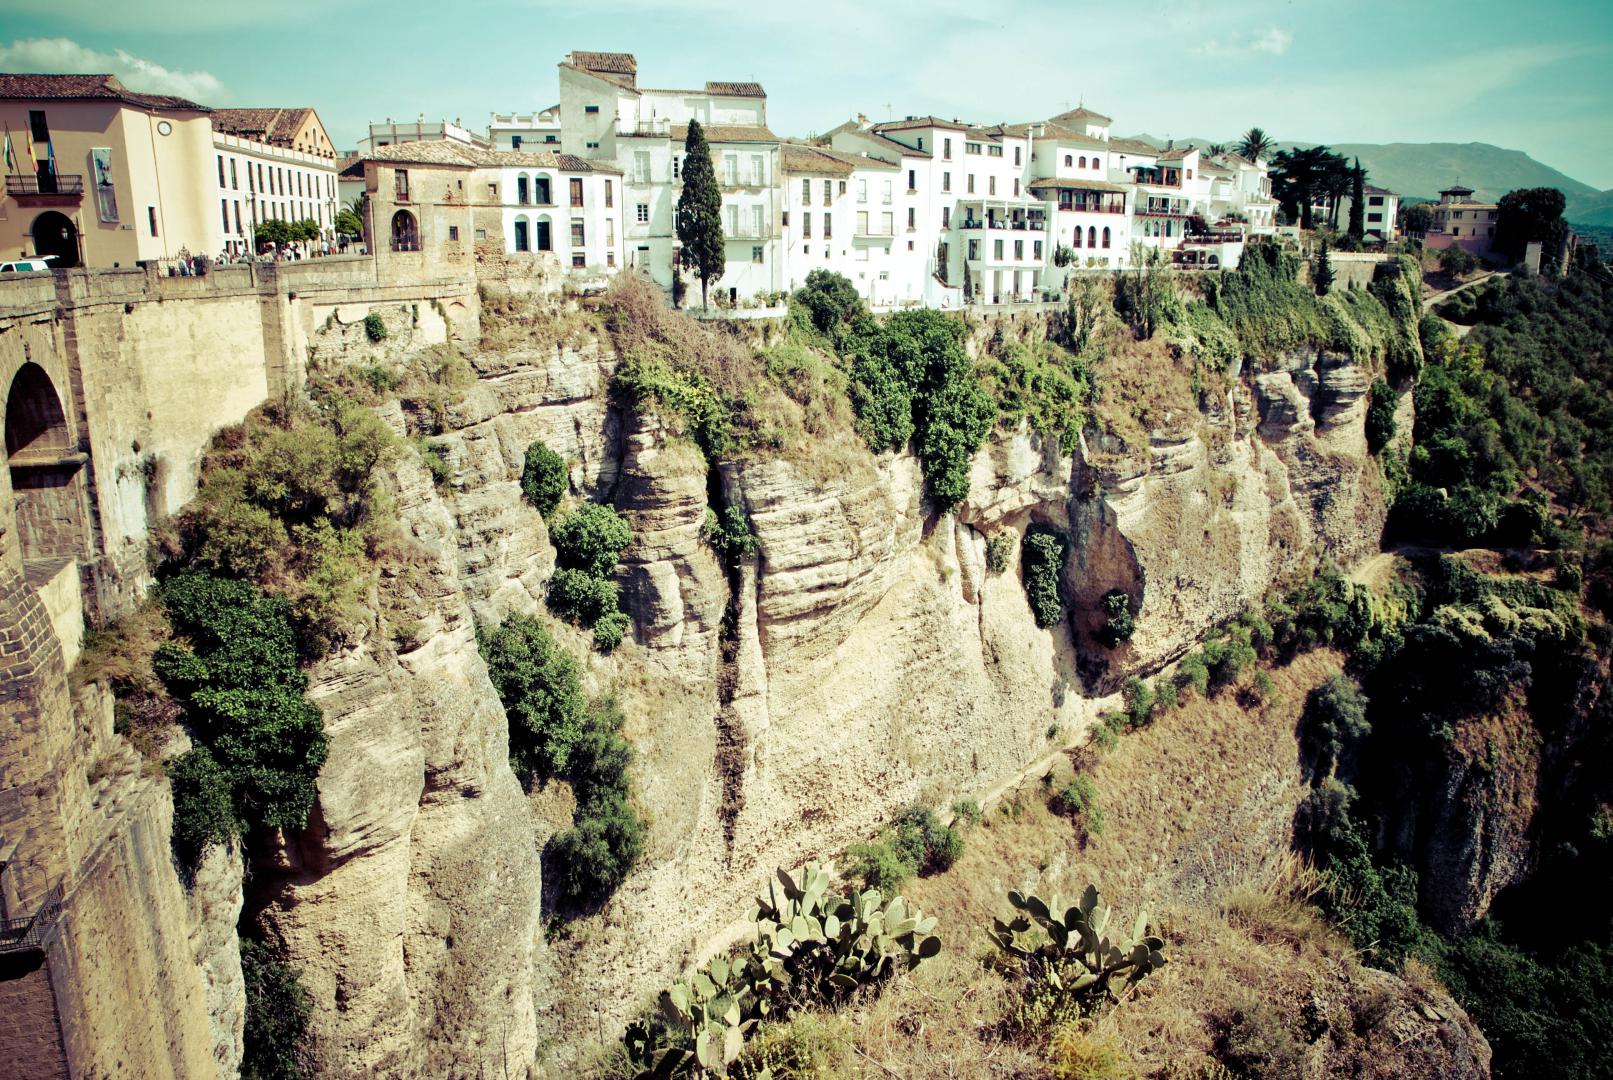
[2,124,13,174]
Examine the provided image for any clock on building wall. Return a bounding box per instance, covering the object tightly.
[156,121,172,136]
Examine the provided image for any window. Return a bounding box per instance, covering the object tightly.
[1072,227,1083,248]
[823,180,832,206]
[511,136,522,150]
[476,229,487,240]
[988,145,1003,158]
[230,159,238,190]
[1013,179,1019,197]
[448,225,459,241]
[943,137,951,159]
[782,210,789,227]
[993,238,1004,259]
[1088,226,1096,247]
[966,174,974,194]
[1186,169,1192,180]
[605,219,614,246]
[751,204,763,237]
[941,206,950,228]
[604,180,613,208]
[824,212,832,239]
[801,178,810,203]
[217,156,226,186]
[148,206,159,236]
[882,180,891,204]
[907,207,915,229]
[988,176,995,196]
[1102,226,1111,248]
[857,210,869,234]
[607,251,615,266]
[1368,195,1384,206]
[857,178,867,203]
[518,176,529,204]
[1014,239,1023,260]
[585,104,600,114]
[725,204,738,234]
[1093,157,1102,171]
[515,219,530,251]
[570,178,584,207]
[586,141,600,150]
[634,151,650,182]
[672,156,682,179]
[220,199,229,231]
[1065,155,1073,167]
[802,212,812,238]
[907,169,916,191]
[1079,156,1086,169]
[1368,212,1383,223]
[571,219,586,247]
[752,245,763,264]
[636,202,649,223]
[234,201,241,234]
[968,238,980,260]
[395,169,410,201]
[750,154,764,184]
[918,137,925,150]
[573,253,586,268]
[966,142,981,155]
[1014,146,1022,165]
[537,219,552,250]
[535,176,552,204]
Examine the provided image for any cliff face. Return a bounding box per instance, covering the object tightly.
[241,306,1398,1075]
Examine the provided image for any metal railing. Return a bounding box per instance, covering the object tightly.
[6,174,85,196]
[720,173,769,190]
[0,883,63,954]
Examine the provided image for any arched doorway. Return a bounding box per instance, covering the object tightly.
[31,211,78,269]
[5,363,86,563]
[390,210,419,252]
[535,216,552,252]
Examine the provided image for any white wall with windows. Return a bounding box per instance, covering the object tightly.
[213,133,339,252]
[497,164,623,270]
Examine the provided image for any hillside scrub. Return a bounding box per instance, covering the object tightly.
[1022,524,1070,628]
[546,502,633,650]
[479,615,645,907]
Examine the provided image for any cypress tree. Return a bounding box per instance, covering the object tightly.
[1348,158,1366,240]
[674,119,725,309]
[1315,239,1335,296]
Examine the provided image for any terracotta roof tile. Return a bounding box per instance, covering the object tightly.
[568,51,637,75]
[875,115,967,133]
[706,81,765,98]
[1027,176,1129,194]
[1049,105,1112,125]
[1106,137,1159,156]
[670,123,777,144]
[0,72,207,111]
[211,107,317,147]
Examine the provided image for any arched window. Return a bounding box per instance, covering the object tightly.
[535,215,553,252]
[31,211,79,268]
[1102,227,1111,248]
[1093,157,1101,170]
[535,174,553,206]
[1087,226,1097,248]
[390,210,419,252]
[1079,156,1086,169]
[7,362,85,561]
[1064,155,1071,166]
[517,174,530,205]
[513,217,530,252]
[1072,227,1082,248]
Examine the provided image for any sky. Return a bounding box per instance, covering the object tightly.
[2,0,1611,188]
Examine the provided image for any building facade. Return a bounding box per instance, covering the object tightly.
[1425,184,1497,255]
[0,74,219,268]
[210,108,340,253]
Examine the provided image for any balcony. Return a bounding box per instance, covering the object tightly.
[727,223,773,240]
[854,224,895,239]
[719,173,769,191]
[1137,200,1191,217]
[959,218,1046,232]
[6,173,84,202]
[617,118,673,137]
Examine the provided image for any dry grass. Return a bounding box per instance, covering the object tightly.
[72,599,182,760]
[1088,327,1200,460]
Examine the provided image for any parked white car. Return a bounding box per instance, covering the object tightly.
[0,256,58,274]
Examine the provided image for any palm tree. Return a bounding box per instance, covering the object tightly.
[1207,143,1227,157]
[1236,127,1275,162]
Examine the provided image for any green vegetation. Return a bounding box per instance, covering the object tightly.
[334,208,363,240]
[1297,673,1369,780]
[979,336,1092,453]
[521,441,568,517]
[987,885,1166,1034]
[844,803,968,892]
[1050,775,1105,838]
[674,119,725,308]
[253,218,321,248]
[1022,525,1070,629]
[702,504,758,560]
[1438,245,1479,278]
[546,502,633,651]
[156,572,327,862]
[1313,239,1335,295]
[624,864,940,1077]
[241,937,313,1080]
[1364,377,1398,454]
[363,312,388,343]
[1097,589,1135,648]
[479,614,644,907]
[985,531,1015,575]
[1495,187,1571,273]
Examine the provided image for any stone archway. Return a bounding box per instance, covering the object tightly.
[30,211,79,269]
[5,363,86,563]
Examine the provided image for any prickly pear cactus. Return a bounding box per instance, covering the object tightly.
[987,882,1166,1006]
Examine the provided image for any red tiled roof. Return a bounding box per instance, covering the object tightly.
[1107,137,1158,156]
[670,123,777,144]
[1028,176,1128,193]
[875,115,967,133]
[568,51,636,75]
[1158,145,1196,161]
[211,107,317,147]
[706,81,765,98]
[0,72,207,111]
[1049,105,1112,125]
[359,141,617,172]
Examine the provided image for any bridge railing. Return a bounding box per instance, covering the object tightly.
[0,883,64,955]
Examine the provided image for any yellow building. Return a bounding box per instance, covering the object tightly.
[0,74,221,268]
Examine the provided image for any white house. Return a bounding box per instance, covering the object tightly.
[489,107,562,151]
[558,51,784,302]
[210,107,340,253]
[359,117,489,155]
[490,149,624,269]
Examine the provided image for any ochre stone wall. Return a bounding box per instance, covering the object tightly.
[0,953,69,1080]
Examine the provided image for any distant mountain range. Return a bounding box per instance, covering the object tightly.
[1126,135,1613,228]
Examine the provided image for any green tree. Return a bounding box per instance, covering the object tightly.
[1348,158,1366,240]
[242,939,313,1080]
[520,441,567,517]
[1495,186,1569,271]
[334,209,363,239]
[254,219,292,248]
[674,119,725,309]
[1314,239,1335,295]
[480,614,588,781]
[1236,127,1275,162]
[1400,202,1432,236]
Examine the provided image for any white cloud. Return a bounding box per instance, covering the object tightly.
[0,37,226,103]
[1194,25,1293,58]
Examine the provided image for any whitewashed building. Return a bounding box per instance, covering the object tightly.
[490,107,562,151]
[489,150,624,268]
[210,108,340,253]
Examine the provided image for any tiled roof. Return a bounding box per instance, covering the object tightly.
[211,107,317,147]
[876,115,967,133]
[360,141,617,172]
[782,143,897,174]
[1440,183,1475,194]
[1027,177,1129,193]
[706,81,765,98]
[1107,137,1159,156]
[671,123,777,144]
[0,72,207,111]
[1200,163,1233,177]
[1050,105,1113,125]
[1009,120,1107,149]
[964,125,1005,142]
[1364,183,1396,196]
[568,51,636,75]
[339,157,364,179]
[1158,145,1196,161]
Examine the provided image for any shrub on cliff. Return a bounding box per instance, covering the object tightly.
[844,803,967,891]
[1365,378,1398,454]
[1022,525,1070,629]
[241,937,313,1080]
[479,614,587,781]
[154,572,327,859]
[1097,588,1135,647]
[545,502,633,651]
[1299,674,1370,780]
[363,311,388,342]
[520,441,567,517]
[546,699,645,906]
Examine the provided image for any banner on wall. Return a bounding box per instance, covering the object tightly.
[90,147,118,223]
